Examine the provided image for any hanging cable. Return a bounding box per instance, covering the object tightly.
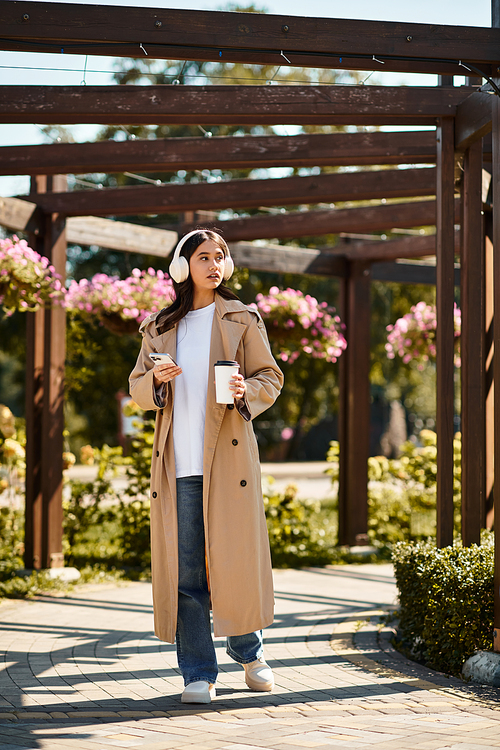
[124,171,163,185]
[80,54,88,86]
[1,35,496,94]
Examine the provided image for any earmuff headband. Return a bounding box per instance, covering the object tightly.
[168,230,233,283]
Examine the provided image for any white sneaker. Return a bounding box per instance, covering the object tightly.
[243,657,274,691]
[181,681,216,703]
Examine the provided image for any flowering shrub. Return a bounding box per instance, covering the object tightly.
[326,428,462,543]
[64,268,175,333]
[0,236,63,315]
[0,405,25,503]
[385,301,461,369]
[250,287,347,363]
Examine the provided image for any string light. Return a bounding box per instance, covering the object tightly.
[0,35,496,94]
[123,171,163,185]
[0,63,357,87]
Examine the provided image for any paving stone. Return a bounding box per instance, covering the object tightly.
[0,567,498,749]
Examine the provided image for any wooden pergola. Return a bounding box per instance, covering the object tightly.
[0,0,499,648]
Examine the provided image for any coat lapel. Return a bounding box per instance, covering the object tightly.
[150,326,177,361]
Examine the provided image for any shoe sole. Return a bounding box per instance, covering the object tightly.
[181,687,216,704]
[245,679,274,692]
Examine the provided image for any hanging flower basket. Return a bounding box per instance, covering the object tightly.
[101,313,142,335]
[386,301,461,370]
[64,268,175,334]
[250,286,347,364]
[0,236,63,315]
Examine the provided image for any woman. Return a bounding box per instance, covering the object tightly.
[129,229,283,704]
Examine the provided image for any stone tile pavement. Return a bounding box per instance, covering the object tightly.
[0,564,498,749]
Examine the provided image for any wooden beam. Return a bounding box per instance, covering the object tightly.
[493,0,500,29]
[0,131,438,177]
[461,139,485,546]
[485,213,494,530]
[2,195,460,255]
[174,198,461,242]
[41,178,66,569]
[371,261,461,286]
[231,240,463,280]
[26,167,437,217]
[325,231,460,262]
[455,90,493,151]
[435,117,456,549]
[229,242,347,276]
[492,94,500,653]
[24,175,66,570]
[66,216,177,256]
[0,196,179,255]
[338,261,371,546]
[0,195,42,233]
[0,2,498,75]
[24,184,45,570]
[0,85,475,126]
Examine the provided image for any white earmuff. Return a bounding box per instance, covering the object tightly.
[223,253,234,280]
[169,230,234,283]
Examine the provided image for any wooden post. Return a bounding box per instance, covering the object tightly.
[461,139,485,546]
[493,0,500,27]
[492,92,500,653]
[485,213,494,529]
[491,0,500,654]
[24,175,66,570]
[338,261,371,546]
[436,116,456,548]
[25,182,45,569]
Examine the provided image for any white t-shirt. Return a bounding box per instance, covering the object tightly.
[173,302,215,478]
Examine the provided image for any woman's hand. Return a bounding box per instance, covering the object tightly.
[229,372,246,400]
[153,362,182,388]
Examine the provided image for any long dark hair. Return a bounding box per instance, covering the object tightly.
[156,229,240,334]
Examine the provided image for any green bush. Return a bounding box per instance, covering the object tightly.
[118,498,151,567]
[392,534,494,676]
[63,444,127,566]
[263,479,337,567]
[326,430,462,543]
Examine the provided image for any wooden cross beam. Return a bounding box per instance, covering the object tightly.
[26,166,437,217]
[0,194,461,246]
[1,194,456,268]
[0,85,475,126]
[167,198,461,242]
[455,89,493,151]
[0,196,178,255]
[230,233,453,273]
[1,1,498,76]
[0,131,437,176]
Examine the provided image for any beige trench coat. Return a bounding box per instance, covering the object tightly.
[129,295,284,643]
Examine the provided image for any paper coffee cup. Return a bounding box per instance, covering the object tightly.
[214,360,240,404]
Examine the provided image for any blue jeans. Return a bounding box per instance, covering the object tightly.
[176,475,264,686]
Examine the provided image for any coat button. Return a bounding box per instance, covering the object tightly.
[152,491,158,498]
[156,451,159,457]
[159,409,163,416]
[240,480,247,487]
[227,404,234,410]
[232,439,238,446]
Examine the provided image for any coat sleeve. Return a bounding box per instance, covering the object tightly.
[237,314,284,422]
[129,324,168,411]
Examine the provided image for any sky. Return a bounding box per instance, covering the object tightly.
[0,0,493,195]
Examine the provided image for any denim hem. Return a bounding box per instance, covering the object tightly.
[226,646,263,665]
[183,677,217,687]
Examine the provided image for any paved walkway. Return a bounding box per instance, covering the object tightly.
[0,565,499,749]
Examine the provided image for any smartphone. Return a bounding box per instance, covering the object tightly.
[149,353,178,367]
